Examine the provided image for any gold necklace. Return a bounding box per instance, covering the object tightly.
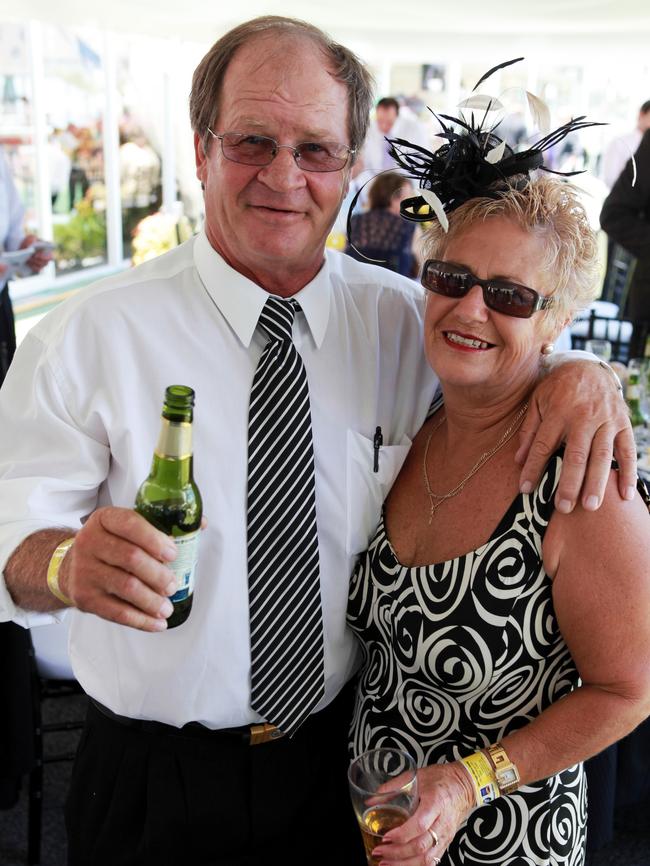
[422,402,529,524]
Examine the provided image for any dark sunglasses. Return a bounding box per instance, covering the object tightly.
[421,259,554,319]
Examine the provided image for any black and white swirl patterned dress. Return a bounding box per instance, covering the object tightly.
[347,451,588,866]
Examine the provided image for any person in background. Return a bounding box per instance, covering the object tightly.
[0,18,636,866]
[362,95,431,172]
[348,148,650,866]
[0,147,53,383]
[600,129,650,357]
[346,171,417,276]
[48,130,72,210]
[600,100,650,190]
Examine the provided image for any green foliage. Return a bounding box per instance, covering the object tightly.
[53,203,106,265]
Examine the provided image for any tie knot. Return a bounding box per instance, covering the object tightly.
[258,296,298,343]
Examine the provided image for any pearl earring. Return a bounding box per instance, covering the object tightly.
[541,343,554,355]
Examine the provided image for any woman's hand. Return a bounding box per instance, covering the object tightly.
[370,761,475,865]
[516,359,635,512]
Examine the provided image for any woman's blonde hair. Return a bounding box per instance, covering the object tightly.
[422,176,600,333]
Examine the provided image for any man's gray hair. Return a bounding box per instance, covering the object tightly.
[189,15,375,161]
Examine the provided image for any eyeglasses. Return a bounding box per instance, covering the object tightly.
[206,129,355,173]
[421,259,554,319]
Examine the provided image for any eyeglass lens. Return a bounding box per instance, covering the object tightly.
[422,262,541,319]
[220,133,348,172]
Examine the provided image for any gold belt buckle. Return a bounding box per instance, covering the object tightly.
[249,723,285,745]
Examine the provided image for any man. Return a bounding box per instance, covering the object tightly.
[600,128,650,357]
[0,147,53,382]
[0,16,634,866]
[600,100,650,191]
[362,96,432,172]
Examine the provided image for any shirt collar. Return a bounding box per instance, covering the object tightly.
[193,229,331,349]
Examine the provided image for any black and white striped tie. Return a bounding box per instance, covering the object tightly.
[247,295,325,736]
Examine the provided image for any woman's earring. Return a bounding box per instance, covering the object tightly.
[541,342,555,355]
[201,182,205,191]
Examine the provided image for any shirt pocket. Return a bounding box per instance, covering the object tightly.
[346,429,411,556]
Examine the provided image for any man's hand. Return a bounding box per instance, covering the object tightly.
[59,507,179,632]
[516,361,636,512]
[21,234,53,273]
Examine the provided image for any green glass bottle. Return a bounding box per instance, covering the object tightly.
[626,369,646,432]
[135,385,202,629]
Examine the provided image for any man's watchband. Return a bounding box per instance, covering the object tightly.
[46,537,76,607]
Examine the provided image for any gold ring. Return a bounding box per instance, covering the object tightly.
[428,828,439,848]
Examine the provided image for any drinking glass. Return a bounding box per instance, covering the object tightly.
[585,339,612,362]
[348,747,419,865]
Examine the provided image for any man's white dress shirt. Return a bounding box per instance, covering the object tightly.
[361,112,432,174]
[0,231,438,728]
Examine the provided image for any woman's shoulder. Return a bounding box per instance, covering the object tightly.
[543,462,650,580]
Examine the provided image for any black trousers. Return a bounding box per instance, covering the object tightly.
[65,683,365,866]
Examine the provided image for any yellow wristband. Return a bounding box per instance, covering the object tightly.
[46,537,76,607]
[459,751,500,807]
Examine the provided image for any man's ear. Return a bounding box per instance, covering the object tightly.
[194,131,208,186]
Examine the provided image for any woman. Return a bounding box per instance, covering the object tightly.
[346,172,417,276]
[347,173,650,865]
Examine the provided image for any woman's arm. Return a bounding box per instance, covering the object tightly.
[372,470,650,866]
[506,469,650,780]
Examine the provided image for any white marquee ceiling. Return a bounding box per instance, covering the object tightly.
[5,0,650,45]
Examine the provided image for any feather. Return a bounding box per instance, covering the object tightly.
[420,188,449,232]
[526,91,551,133]
[458,95,504,112]
[485,140,507,164]
[471,57,524,92]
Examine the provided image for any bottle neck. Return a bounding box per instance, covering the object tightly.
[150,418,193,485]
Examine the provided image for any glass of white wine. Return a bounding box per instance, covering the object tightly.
[348,747,419,865]
[585,339,613,362]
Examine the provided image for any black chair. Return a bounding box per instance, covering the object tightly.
[570,309,642,363]
[27,633,86,866]
[601,242,637,311]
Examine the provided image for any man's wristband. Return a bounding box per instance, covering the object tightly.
[46,537,76,607]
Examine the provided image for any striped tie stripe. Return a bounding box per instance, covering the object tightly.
[247,295,325,736]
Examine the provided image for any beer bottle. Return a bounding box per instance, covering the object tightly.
[135,385,202,629]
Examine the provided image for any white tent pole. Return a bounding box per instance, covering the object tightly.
[27,20,52,243]
[161,67,177,213]
[102,30,124,265]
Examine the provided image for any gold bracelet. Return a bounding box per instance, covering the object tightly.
[46,537,76,607]
[486,743,521,795]
[459,751,499,807]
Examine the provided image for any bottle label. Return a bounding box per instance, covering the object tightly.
[156,418,192,460]
[167,530,200,602]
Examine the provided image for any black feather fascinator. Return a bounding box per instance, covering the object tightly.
[348,58,605,241]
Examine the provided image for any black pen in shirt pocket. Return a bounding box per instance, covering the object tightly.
[373,426,383,473]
